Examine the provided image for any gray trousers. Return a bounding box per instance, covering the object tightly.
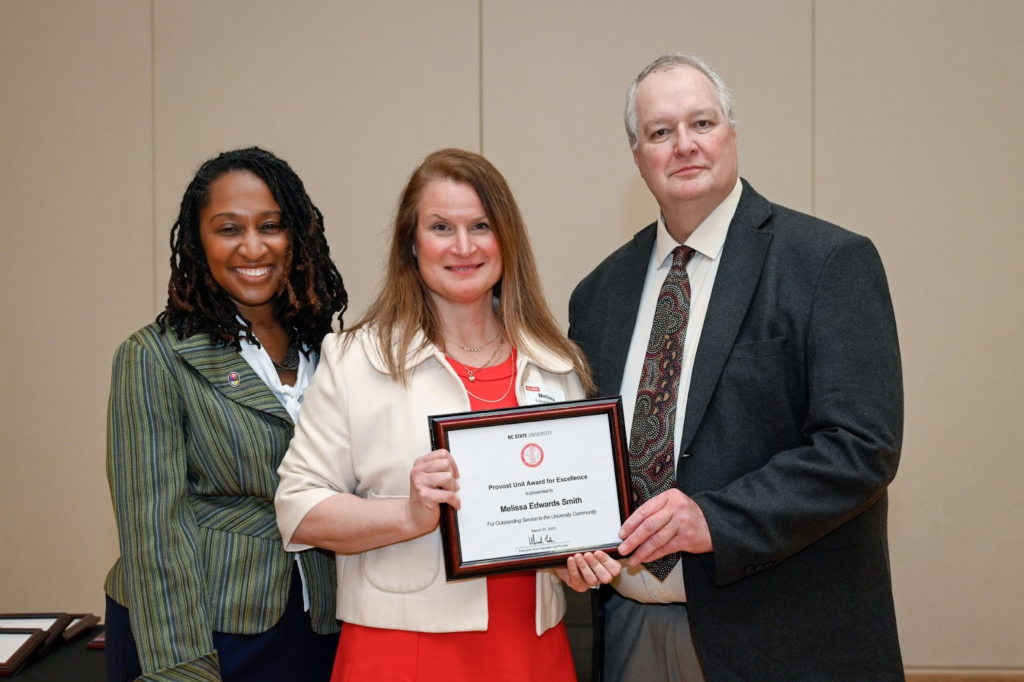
[605,594,706,682]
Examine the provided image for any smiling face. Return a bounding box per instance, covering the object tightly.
[631,66,739,220]
[413,179,503,314]
[198,170,290,321]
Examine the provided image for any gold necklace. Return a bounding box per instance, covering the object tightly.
[456,328,503,353]
[448,344,517,403]
[448,335,504,382]
[463,372,516,404]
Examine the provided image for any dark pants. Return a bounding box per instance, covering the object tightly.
[105,565,339,682]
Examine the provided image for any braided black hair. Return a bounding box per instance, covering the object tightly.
[156,147,347,354]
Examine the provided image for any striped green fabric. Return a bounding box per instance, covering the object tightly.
[105,324,338,681]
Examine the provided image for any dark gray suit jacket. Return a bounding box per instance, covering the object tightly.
[568,180,904,681]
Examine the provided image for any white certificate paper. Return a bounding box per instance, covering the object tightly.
[0,618,57,631]
[448,412,623,564]
[0,632,36,665]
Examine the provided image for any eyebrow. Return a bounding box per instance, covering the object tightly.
[208,210,282,221]
[643,108,722,130]
[426,212,489,223]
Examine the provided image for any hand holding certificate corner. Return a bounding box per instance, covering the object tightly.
[617,487,713,567]
[557,549,623,592]
[406,449,462,535]
[429,397,633,583]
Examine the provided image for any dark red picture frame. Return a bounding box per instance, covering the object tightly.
[61,613,100,642]
[429,396,633,581]
[0,629,46,677]
[0,613,72,659]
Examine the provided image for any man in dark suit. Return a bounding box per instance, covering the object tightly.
[568,52,904,681]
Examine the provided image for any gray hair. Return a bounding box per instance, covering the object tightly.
[624,52,736,150]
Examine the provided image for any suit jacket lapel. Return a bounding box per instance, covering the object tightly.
[598,223,657,397]
[679,181,773,456]
[175,333,293,424]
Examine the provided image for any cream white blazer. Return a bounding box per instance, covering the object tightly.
[275,328,586,635]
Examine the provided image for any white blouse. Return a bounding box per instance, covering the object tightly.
[237,335,316,424]
[237,330,318,610]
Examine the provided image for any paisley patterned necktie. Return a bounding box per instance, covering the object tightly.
[627,245,695,581]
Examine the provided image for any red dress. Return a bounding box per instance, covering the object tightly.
[331,349,577,682]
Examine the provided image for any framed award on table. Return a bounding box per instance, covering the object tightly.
[428,396,634,581]
[0,613,72,659]
[0,629,46,677]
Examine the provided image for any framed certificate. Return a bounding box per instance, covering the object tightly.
[61,613,100,642]
[0,613,72,659]
[429,396,633,581]
[0,629,46,677]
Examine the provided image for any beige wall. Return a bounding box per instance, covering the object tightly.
[815,1,1024,668]
[1,0,1020,672]
[0,0,153,623]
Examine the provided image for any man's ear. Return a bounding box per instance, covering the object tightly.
[632,148,643,178]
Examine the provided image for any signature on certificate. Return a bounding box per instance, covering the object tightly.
[527,533,558,546]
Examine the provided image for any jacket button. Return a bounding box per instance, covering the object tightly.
[745,566,754,574]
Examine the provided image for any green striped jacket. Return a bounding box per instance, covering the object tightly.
[105,324,338,681]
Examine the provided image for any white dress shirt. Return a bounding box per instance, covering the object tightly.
[613,178,742,603]
[238,332,317,610]
[237,335,316,424]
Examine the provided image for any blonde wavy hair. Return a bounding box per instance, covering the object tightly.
[348,148,594,395]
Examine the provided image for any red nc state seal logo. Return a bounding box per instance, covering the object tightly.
[521,443,544,467]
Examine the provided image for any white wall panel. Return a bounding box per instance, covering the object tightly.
[0,0,153,616]
[483,0,812,327]
[816,0,1024,668]
[153,0,480,321]
[1,0,1021,669]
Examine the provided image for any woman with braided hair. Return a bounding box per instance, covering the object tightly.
[104,147,347,681]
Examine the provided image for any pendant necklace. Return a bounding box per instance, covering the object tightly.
[464,372,516,404]
[449,334,505,383]
[447,340,516,404]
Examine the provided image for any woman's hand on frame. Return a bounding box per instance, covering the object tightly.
[406,449,461,535]
[556,550,621,593]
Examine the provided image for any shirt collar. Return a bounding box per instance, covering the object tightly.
[654,177,743,268]
[356,326,574,376]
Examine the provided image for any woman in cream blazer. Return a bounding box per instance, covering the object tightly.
[275,149,620,682]
[277,327,584,632]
